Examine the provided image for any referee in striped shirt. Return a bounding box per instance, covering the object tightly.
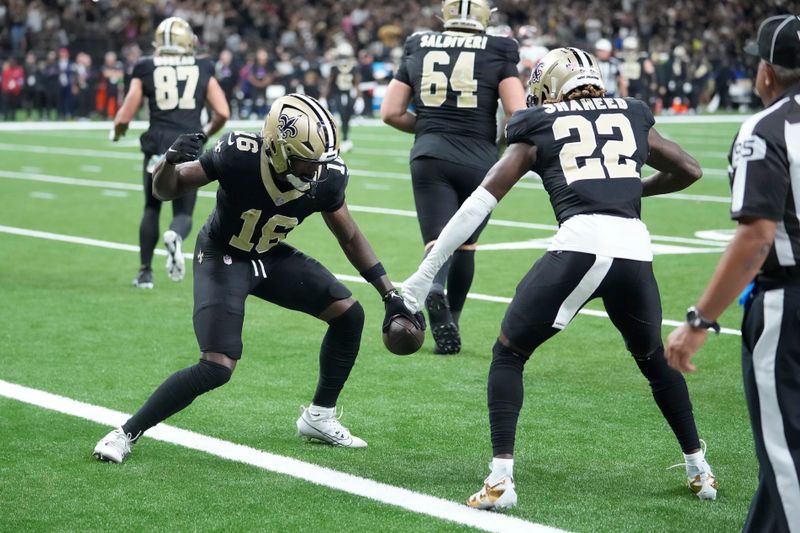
[666,14,800,532]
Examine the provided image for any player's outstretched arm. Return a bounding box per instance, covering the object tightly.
[401,142,537,312]
[203,77,230,139]
[380,79,416,133]
[322,204,425,329]
[642,127,702,196]
[152,134,212,200]
[110,78,143,141]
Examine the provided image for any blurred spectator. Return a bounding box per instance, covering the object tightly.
[2,56,24,120]
[56,47,73,118]
[73,52,95,119]
[215,49,239,115]
[41,50,59,119]
[97,51,124,119]
[21,51,42,119]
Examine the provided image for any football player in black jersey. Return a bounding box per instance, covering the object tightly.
[381,0,525,355]
[402,47,716,509]
[326,43,359,153]
[111,17,230,289]
[93,94,423,462]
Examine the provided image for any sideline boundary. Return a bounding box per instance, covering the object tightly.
[0,379,562,533]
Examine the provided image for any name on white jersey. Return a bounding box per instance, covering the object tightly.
[153,55,197,66]
[419,34,488,50]
[543,98,629,114]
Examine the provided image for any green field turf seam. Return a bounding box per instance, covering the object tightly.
[0,223,743,337]
[0,378,566,533]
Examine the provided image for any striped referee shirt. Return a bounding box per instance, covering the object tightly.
[729,83,800,274]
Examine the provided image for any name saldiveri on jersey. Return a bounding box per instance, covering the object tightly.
[507,97,654,224]
[198,131,348,260]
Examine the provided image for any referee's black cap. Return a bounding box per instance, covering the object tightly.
[744,14,800,69]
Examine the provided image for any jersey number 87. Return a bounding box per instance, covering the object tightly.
[154,65,199,111]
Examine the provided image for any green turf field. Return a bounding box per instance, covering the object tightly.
[0,118,755,532]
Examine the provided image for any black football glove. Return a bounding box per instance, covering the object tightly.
[165,133,207,165]
[382,289,426,332]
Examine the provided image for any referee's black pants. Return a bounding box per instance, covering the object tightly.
[742,286,800,532]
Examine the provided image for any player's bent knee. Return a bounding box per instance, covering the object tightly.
[328,300,365,331]
[497,333,533,361]
[196,357,234,390]
[318,296,358,323]
[201,351,237,372]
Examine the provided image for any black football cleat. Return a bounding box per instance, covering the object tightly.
[133,266,154,289]
[425,291,461,355]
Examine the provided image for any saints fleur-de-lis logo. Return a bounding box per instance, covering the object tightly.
[278,113,299,139]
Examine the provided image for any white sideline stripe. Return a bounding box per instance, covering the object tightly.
[0,379,560,533]
[0,224,742,336]
[0,171,730,246]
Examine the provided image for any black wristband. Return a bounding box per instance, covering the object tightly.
[360,262,386,284]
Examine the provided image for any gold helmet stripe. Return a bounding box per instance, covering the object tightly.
[290,93,337,155]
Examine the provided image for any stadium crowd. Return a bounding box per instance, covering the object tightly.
[0,0,793,120]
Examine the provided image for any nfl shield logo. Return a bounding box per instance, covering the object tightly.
[223,255,232,265]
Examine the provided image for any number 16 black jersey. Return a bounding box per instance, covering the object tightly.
[506,97,654,224]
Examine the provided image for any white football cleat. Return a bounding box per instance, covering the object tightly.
[467,475,518,510]
[669,440,718,500]
[296,405,367,448]
[93,428,134,464]
[340,139,354,153]
[163,230,185,282]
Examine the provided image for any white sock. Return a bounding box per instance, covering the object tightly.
[488,458,514,484]
[684,449,705,468]
[308,404,335,418]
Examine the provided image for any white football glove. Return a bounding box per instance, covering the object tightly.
[400,272,433,315]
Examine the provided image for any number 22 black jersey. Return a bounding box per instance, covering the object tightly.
[506,97,654,224]
[395,31,519,167]
[133,55,214,133]
[198,131,348,259]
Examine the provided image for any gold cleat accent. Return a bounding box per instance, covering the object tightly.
[467,477,517,510]
[689,471,718,500]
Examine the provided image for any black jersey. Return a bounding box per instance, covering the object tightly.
[506,97,654,224]
[133,55,214,133]
[198,131,348,259]
[330,61,357,95]
[395,31,519,167]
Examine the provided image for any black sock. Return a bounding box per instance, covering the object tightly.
[447,249,475,321]
[122,359,232,440]
[424,248,452,295]
[139,207,160,267]
[488,341,527,456]
[169,213,193,240]
[635,348,700,453]
[312,302,364,408]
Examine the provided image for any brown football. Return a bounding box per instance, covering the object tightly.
[383,315,424,355]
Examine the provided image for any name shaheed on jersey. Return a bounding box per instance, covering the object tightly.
[402,46,716,510]
[93,94,424,464]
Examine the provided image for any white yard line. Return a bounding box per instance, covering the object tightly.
[0,141,732,197]
[0,170,731,249]
[0,224,742,336]
[0,379,562,533]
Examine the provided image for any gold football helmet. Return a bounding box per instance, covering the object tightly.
[441,0,495,32]
[153,17,195,55]
[262,94,339,189]
[527,47,606,107]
